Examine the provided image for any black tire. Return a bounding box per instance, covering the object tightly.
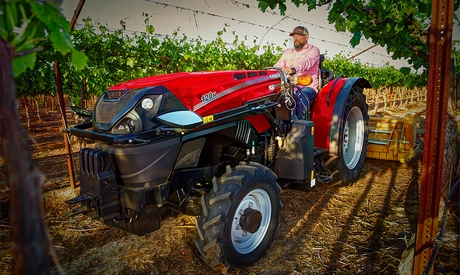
[195,162,282,273]
[333,86,369,185]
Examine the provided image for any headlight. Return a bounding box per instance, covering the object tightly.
[127,119,136,132]
[112,118,134,134]
[141,98,154,110]
[115,123,127,133]
[290,74,312,86]
[111,114,141,134]
[298,75,313,86]
[109,95,160,134]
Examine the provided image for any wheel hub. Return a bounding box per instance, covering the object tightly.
[239,208,262,233]
[231,188,272,254]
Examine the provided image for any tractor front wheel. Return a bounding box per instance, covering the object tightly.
[334,86,369,185]
[195,162,282,273]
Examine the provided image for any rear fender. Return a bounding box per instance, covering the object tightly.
[311,77,371,155]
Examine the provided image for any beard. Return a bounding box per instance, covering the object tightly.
[294,40,306,50]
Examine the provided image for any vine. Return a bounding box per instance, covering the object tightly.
[14,17,435,107]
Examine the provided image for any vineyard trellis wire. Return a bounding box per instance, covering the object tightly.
[13,17,429,111]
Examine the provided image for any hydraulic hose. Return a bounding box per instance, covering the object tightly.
[423,178,460,275]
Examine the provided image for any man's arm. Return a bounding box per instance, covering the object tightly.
[273,50,287,68]
[292,46,320,75]
[274,50,298,75]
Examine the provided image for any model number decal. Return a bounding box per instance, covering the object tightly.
[203,115,214,124]
[201,92,217,103]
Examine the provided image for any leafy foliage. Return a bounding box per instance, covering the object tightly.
[454,40,460,75]
[0,1,88,273]
[323,53,427,88]
[257,0,460,71]
[13,17,429,103]
[0,0,88,76]
[16,18,283,101]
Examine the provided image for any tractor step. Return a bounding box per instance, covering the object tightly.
[313,147,328,156]
[317,171,332,183]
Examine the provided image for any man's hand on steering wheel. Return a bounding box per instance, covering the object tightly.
[281,66,296,76]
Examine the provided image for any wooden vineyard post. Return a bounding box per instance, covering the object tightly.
[54,61,76,188]
[412,0,454,274]
[54,0,87,188]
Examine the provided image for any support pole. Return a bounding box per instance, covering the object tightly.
[69,0,86,29]
[413,0,454,274]
[347,44,378,60]
[55,61,76,188]
[54,0,86,188]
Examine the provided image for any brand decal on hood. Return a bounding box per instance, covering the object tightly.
[193,75,278,111]
[201,92,217,103]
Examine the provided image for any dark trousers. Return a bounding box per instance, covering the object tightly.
[294,87,317,120]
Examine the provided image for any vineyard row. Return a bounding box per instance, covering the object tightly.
[16,86,427,122]
[364,86,427,114]
[14,18,428,104]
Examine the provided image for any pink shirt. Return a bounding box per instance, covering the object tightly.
[274,44,320,91]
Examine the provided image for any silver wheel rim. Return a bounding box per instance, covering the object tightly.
[343,106,364,169]
[231,188,271,254]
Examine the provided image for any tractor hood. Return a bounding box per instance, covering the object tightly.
[91,70,282,134]
[109,70,282,115]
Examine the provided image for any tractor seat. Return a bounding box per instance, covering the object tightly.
[318,54,334,89]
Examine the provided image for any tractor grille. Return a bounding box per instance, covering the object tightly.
[235,121,253,144]
[95,89,139,123]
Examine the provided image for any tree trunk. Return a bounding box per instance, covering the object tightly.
[36,97,41,121]
[443,58,460,196]
[456,72,460,177]
[0,39,50,274]
[23,95,30,128]
[45,95,50,116]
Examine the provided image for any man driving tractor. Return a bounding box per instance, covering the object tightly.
[274,26,320,104]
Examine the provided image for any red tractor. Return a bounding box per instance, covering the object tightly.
[67,65,371,272]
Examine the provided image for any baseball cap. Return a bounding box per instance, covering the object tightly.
[289,26,309,36]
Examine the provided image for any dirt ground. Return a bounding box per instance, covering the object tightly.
[0,101,459,275]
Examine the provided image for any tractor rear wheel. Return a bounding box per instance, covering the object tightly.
[334,86,369,185]
[195,162,282,273]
